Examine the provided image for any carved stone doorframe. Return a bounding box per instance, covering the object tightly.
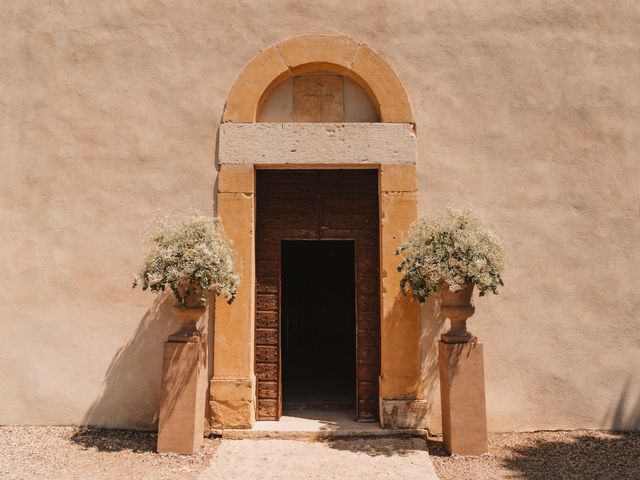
[209,35,428,429]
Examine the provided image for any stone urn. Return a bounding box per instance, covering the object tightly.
[169,304,206,343]
[440,283,476,343]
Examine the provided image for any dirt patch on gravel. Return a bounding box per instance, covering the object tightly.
[427,430,640,480]
[0,426,219,480]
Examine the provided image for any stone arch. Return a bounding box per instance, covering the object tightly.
[211,34,423,431]
[223,35,413,123]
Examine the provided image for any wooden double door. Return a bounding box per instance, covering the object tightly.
[255,169,381,421]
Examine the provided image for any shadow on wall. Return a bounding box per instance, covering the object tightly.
[76,293,176,431]
[419,295,447,430]
[377,291,430,428]
[605,377,640,430]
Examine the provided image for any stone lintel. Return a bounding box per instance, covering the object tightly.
[218,123,416,166]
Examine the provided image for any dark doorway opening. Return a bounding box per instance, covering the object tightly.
[281,240,356,412]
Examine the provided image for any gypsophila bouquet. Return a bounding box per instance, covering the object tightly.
[396,206,506,302]
[133,211,239,305]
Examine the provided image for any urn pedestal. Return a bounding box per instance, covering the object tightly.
[438,284,488,455]
[157,305,207,454]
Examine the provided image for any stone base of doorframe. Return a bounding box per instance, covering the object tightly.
[209,375,256,429]
[379,398,430,429]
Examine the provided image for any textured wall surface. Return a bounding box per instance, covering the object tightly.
[1,1,639,431]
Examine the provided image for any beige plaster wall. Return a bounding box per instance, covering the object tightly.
[1,1,639,431]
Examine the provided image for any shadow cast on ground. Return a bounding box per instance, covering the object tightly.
[424,437,451,458]
[70,427,158,453]
[501,431,640,480]
[320,436,430,457]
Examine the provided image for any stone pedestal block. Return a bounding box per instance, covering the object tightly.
[209,376,255,429]
[380,398,430,429]
[157,339,207,454]
[438,341,488,455]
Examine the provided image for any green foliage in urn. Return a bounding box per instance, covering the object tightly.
[133,211,239,305]
[396,206,506,302]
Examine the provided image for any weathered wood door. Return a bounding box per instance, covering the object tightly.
[255,169,380,421]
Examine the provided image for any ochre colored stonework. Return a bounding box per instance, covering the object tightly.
[213,35,420,428]
[223,35,413,123]
[211,169,257,429]
[218,164,255,194]
[210,163,422,429]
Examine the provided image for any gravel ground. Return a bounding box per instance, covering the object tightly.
[0,426,219,480]
[2,427,638,479]
[427,430,640,480]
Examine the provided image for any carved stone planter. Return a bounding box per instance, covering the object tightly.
[157,304,208,454]
[169,305,207,342]
[440,283,475,344]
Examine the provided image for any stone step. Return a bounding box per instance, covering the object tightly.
[210,428,428,441]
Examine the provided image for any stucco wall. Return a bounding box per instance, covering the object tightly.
[1,1,639,431]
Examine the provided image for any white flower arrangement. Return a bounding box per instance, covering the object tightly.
[396,206,506,302]
[133,211,239,305]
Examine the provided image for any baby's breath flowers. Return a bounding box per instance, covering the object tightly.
[133,211,239,305]
[396,206,506,302]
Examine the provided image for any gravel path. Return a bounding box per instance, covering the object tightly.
[0,426,219,480]
[197,437,438,480]
[428,430,640,480]
[3,426,638,479]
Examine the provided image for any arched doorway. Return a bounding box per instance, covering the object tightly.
[210,35,426,430]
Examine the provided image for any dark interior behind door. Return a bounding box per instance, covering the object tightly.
[281,240,356,409]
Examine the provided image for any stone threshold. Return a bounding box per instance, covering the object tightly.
[210,428,428,441]
[208,409,428,440]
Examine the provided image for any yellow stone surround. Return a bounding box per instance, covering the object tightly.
[223,35,412,123]
[210,34,427,429]
[211,163,426,428]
